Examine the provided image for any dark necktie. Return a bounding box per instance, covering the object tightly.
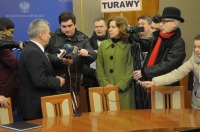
[44,51,55,76]
[44,51,50,62]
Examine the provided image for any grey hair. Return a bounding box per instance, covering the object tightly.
[174,19,180,29]
[28,19,50,39]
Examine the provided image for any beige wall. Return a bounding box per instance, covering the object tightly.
[74,0,200,60]
[73,0,103,37]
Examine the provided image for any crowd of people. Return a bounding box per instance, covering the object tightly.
[1,6,199,122]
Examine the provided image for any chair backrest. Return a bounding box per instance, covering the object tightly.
[0,98,13,125]
[151,86,185,109]
[41,93,73,118]
[89,86,120,112]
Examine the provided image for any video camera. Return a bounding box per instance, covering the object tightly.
[126,25,144,45]
[126,25,151,70]
[126,25,144,34]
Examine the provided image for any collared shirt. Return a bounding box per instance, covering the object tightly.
[97,39,102,47]
[30,40,45,52]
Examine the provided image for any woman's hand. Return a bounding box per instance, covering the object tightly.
[143,81,155,88]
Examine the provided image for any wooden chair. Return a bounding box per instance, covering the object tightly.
[151,86,185,109]
[89,86,120,112]
[180,75,192,108]
[41,93,73,118]
[0,98,13,125]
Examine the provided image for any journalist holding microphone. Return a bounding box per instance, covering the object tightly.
[45,11,96,97]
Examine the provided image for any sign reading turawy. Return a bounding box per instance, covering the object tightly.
[101,0,142,12]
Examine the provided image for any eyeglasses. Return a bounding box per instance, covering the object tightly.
[161,19,175,23]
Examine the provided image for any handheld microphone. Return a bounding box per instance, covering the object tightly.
[133,78,147,88]
[63,44,79,54]
[133,78,150,93]
[63,44,95,61]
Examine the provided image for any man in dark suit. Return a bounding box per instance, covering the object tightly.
[18,19,65,120]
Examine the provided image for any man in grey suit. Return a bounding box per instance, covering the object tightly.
[18,19,65,120]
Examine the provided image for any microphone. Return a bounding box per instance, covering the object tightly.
[63,44,94,60]
[133,78,147,88]
[133,78,150,93]
[63,44,79,54]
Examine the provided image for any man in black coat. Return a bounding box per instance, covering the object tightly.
[45,11,97,96]
[18,19,65,120]
[133,7,186,109]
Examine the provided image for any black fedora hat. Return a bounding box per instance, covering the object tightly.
[161,7,184,23]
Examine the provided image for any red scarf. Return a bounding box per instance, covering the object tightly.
[147,31,174,66]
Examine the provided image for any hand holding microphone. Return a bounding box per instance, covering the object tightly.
[61,58,73,65]
[133,70,142,80]
[78,49,89,56]
[143,81,155,88]
[63,44,89,57]
[133,78,151,93]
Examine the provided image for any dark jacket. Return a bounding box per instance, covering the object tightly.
[82,32,109,88]
[0,40,20,49]
[142,28,186,85]
[18,41,60,120]
[46,29,96,92]
[0,31,20,49]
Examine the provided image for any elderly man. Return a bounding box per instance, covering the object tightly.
[18,19,65,120]
[133,7,186,109]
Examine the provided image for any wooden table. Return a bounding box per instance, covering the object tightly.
[0,109,200,132]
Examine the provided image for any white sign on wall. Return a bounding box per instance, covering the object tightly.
[101,0,142,12]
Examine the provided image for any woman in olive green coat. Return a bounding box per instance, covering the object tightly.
[96,16,135,110]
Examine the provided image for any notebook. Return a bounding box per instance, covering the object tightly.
[1,121,42,131]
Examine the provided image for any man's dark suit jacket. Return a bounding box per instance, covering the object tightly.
[18,41,60,120]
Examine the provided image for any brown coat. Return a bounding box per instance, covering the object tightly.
[0,31,20,108]
[0,49,20,108]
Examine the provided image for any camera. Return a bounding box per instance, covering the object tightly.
[126,25,144,34]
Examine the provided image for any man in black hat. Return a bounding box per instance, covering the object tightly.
[133,7,186,109]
